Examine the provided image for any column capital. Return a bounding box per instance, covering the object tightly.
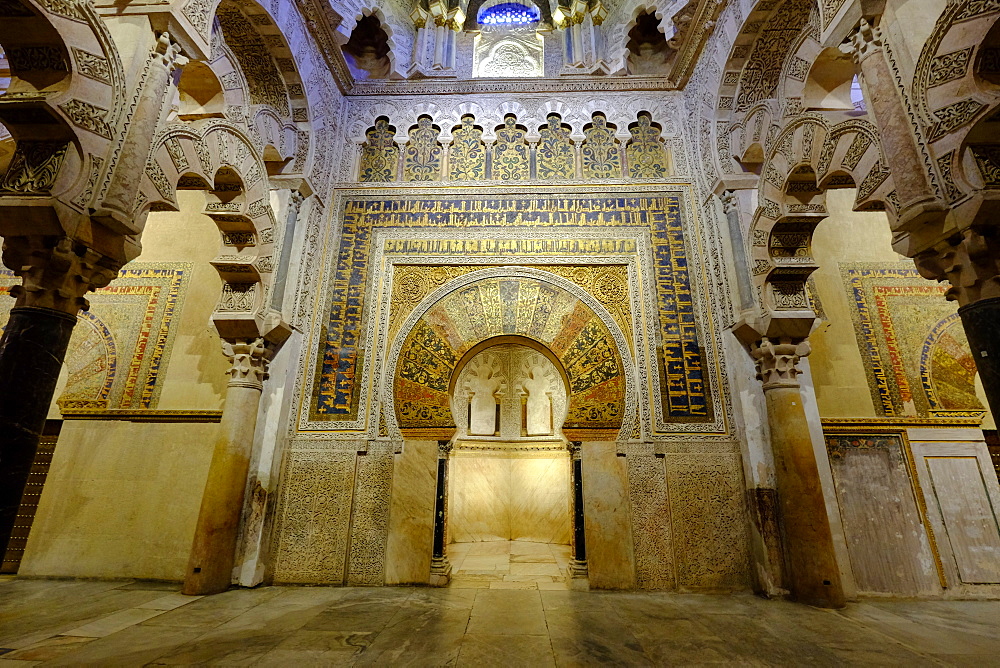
[222,337,270,390]
[720,189,739,215]
[1,236,119,314]
[155,32,189,73]
[437,439,454,456]
[841,18,883,64]
[750,336,811,390]
[914,227,1000,307]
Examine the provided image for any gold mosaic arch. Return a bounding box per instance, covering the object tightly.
[392,273,627,438]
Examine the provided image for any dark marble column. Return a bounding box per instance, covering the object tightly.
[960,296,1000,420]
[567,441,588,584]
[0,306,77,556]
[429,440,452,586]
[0,236,117,561]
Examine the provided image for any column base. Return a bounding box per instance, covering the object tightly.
[567,559,589,590]
[429,556,452,587]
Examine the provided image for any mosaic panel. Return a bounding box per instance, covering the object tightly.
[393,276,626,430]
[449,115,486,180]
[627,113,670,178]
[0,263,191,410]
[310,192,711,428]
[492,116,530,180]
[403,117,442,182]
[536,115,575,180]
[359,119,398,182]
[842,264,986,417]
[582,114,621,179]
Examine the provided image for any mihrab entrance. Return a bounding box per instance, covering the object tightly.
[446,341,573,588]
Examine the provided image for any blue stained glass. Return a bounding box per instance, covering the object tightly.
[478,2,539,25]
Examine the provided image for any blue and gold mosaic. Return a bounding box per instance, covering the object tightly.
[1,263,190,410]
[312,192,711,426]
[842,264,985,417]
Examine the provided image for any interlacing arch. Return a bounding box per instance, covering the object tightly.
[910,3,1000,215]
[745,114,891,316]
[0,0,128,255]
[143,122,280,339]
[708,0,897,322]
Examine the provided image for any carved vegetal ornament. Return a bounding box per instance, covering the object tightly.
[915,228,1000,307]
[1,236,118,314]
[222,338,270,390]
[750,337,811,390]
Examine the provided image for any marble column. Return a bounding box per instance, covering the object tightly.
[183,338,269,595]
[0,236,117,558]
[915,228,1000,420]
[721,190,755,311]
[268,190,305,313]
[751,337,846,608]
[94,33,187,235]
[567,441,589,588]
[429,439,452,586]
[843,20,945,229]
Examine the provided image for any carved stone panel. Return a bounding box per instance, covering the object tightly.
[273,449,356,584]
[627,453,675,589]
[347,448,394,586]
[665,453,750,589]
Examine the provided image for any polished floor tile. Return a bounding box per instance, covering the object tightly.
[1,578,999,666]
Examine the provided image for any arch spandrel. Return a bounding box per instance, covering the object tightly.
[391,271,630,438]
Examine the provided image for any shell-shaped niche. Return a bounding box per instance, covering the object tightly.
[451,343,567,446]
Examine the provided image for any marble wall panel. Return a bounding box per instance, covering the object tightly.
[910,437,1000,586]
[20,420,217,581]
[665,453,750,590]
[582,441,636,589]
[825,433,939,595]
[510,455,572,544]
[273,450,356,584]
[448,451,571,544]
[347,447,394,585]
[450,453,510,543]
[384,440,437,584]
[627,454,675,589]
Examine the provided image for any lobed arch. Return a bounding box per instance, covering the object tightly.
[384,267,637,442]
[746,114,894,322]
[909,6,1000,227]
[181,0,321,177]
[347,106,674,145]
[0,0,128,232]
[140,121,282,339]
[337,5,412,79]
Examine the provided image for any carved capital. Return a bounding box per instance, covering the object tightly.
[222,337,269,390]
[842,19,883,64]
[155,32,189,73]
[914,227,1000,307]
[437,439,454,456]
[720,189,739,215]
[1,236,119,314]
[750,336,811,390]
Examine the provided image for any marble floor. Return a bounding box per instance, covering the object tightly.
[2,576,1000,666]
[447,540,572,590]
